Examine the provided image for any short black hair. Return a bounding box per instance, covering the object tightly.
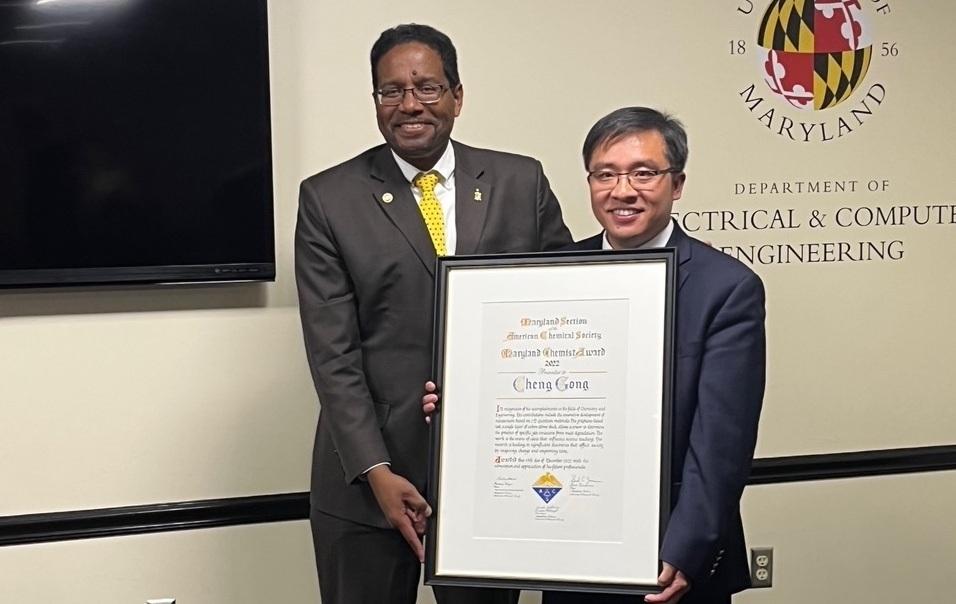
[582,107,689,173]
[370,24,461,90]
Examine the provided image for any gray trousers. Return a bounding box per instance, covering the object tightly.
[312,509,519,604]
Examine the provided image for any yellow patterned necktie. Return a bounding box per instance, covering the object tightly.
[413,170,447,255]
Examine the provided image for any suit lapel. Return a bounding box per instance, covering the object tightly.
[369,147,436,275]
[578,234,604,250]
[584,224,691,289]
[666,222,693,291]
[453,142,492,255]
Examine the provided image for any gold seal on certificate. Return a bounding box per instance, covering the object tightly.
[531,472,562,504]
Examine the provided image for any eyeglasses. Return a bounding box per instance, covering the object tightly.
[587,168,680,190]
[374,84,448,106]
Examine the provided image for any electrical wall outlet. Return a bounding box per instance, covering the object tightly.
[750,546,773,588]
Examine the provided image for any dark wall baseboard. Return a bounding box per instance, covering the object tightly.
[0,493,308,547]
[749,444,956,485]
[2,444,955,548]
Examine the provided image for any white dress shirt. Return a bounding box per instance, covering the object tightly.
[602,219,674,251]
[391,143,458,254]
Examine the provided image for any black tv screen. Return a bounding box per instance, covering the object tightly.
[0,0,274,287]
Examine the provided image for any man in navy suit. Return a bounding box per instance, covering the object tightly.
[546,107,766,603]
[426,107,765,603]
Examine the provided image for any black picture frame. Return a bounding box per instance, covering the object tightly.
[426,249,676,595]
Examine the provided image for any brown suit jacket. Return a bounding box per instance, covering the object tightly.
[295,140,571,528]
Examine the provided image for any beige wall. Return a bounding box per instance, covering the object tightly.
[737,471,956,604]
[0,521,317,602]
[1,1,954,602]
[0,1,315,516]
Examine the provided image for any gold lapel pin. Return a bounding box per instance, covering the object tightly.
[382,192,394,204]
[473,188,482,202]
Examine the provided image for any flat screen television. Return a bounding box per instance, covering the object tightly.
[0,0,274,288]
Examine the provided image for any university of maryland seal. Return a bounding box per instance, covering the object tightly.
[733,0,897,142]
[757,0,872,111]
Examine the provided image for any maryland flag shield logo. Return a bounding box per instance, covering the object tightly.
[531,472,563,504]
[757,0,872,110]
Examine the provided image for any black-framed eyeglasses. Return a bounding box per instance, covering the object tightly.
[374,84,448,106]
[587,168,681,190]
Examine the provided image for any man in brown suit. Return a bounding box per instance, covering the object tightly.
[295,24,571,604]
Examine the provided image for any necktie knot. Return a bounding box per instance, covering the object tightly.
[414,171,440,192]
[413,171,447,255]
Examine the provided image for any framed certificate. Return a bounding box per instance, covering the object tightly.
[425,250,676,595]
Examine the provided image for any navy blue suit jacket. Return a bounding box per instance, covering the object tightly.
[559,223,765,598]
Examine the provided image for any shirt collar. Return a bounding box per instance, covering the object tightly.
[391,142,456,185]
[602,219,674,250]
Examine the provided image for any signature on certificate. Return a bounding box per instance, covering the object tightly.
[492,476,523,498]
[569,474,603,497]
